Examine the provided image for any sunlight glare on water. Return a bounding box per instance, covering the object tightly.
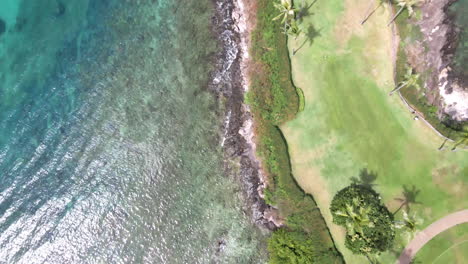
[0,0,265,263]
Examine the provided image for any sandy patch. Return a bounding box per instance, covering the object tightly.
[334,0,369,47]
[362,12,395,87]
[333,0,395,87]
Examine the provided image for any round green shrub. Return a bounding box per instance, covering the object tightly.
[268,229,315,264]
[330,185,395,255]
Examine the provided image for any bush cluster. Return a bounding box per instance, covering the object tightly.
[330,185,395,255]
[250,0,343,262]
[268,228,343,264]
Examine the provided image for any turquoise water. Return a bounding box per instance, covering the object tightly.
[0,0,265,263]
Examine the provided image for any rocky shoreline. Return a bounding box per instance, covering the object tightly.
[210,0,281,231]
[408,0,468,122]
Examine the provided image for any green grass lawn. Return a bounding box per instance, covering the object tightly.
[281,0,468,262]
[414,223,468,264]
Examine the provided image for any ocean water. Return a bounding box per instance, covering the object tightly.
[0,0,265,263]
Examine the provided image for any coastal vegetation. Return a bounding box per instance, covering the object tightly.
[389,65,421,96]
[388,0,422,26]
[267,229,315,264]
[267,228,342,263]
[247,0,342,262]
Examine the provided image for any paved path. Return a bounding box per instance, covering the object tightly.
[397,210,468,264]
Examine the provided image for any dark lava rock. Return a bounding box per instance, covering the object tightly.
[0,18,6,36]
[14,17,27,32]
[54,2,66,17]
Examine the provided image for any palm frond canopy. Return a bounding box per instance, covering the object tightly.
[333,200,374,237]
[396,0,422,16]
[273,0,298,24]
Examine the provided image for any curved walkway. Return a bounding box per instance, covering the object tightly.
[398,210,468,264]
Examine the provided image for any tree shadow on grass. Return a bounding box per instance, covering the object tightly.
[394,185,421,215]
[293,24,321,55]
[350,168,378,189]
[296,0,319,24]
[438,130,452,151]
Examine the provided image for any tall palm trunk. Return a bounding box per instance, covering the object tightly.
[438,138,449,151]
[387,6,405,26]
[361,0,383,25]
[293,39,307,55]
[389,82,407,95]
[451,137,467,151]
[393,202,407,215]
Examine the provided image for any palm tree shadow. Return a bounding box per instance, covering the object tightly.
[438,130,452,151]
[293,25,321,55]
[350,168,378,189]
[394,185,421,215]
[296,0,319,23]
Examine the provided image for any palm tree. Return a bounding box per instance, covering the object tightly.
[387,0,422,26]
[438,138,449,151]
[285,20,302,40]
[451,127,468,151]
[273,0,298,27]
[394,210,422,241]
[389,65,420,96]
[334,198,375,237]
[361,0,385,25]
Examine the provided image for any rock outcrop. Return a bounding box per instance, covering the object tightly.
[408,0,468,121]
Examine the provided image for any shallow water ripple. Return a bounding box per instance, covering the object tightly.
[0,0,264,263]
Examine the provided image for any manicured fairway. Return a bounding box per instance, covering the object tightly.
[282,0,468,262]
[414,223,468,264]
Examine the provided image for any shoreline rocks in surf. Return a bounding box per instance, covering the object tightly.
[210,0,283,231]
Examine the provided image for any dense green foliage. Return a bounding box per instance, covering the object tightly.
[330,185,395,255]
[248,0,343,263]
[268,229,315,264]
[268,228,343,264]
[250,0,303,217]
[250,1,299,125]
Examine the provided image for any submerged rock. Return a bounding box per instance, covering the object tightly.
[54,2,66,18]
[0,18,6,36]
